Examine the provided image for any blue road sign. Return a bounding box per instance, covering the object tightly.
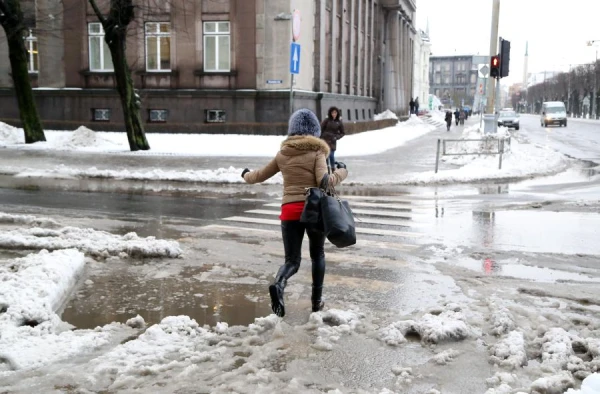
[290,42,301,75]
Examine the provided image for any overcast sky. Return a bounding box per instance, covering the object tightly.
[416,0,600,85]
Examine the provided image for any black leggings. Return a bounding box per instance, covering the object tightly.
[275,220,326,288]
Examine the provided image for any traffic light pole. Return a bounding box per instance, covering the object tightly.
[486,0,500,114]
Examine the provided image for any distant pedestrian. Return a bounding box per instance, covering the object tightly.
[414,97,420,115]
[459,109,465,125]
[454,109,460,126]
[445,110,452,131]
[409,98,415,115]
[241,109,349,317]
[320,106,345,171]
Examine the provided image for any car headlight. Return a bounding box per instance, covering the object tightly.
[514,119,519,123]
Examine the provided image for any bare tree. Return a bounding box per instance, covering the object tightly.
[88,0,149,151]
[0,0,45,143]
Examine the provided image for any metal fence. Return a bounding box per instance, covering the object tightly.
[434,137,511,173]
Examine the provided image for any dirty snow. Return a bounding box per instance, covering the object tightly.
[0,226,182,258]
[431,348,461,365]
[529,371,576,394]
[488,297,516,336]
[0,121,21,146]
[566,373,600,393]
[0,211,59,228]
[489,330,528,369]
[379,310,472,345]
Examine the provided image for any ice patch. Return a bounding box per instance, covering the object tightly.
[0,226,182,258]
[489,331,527,369]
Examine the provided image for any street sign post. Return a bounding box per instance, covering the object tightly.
[289,40,301,115]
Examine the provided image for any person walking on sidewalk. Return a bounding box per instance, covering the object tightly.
[414,97,420,116]
[409,98,415,115]
[445,110,453,131]
[459,109,465,125]
[241,109,349,317]
[320,107,345,171]
[454,108,460,126]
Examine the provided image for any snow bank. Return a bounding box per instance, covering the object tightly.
[0,226,182,258]
[530,371,576,393]
[0,122,22,146]
[489,331,527,369]
[374,109,398,121]
[565,373,600,394]
[379,310,472,345]
[0,212,59,228]
[0,249,84,328]
[540,327,574,368]
[1,119,433,158]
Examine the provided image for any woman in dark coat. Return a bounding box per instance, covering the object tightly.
[320,106,345,169]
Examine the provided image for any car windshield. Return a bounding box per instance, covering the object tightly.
[499,111,516,117]
[546,106,564,113]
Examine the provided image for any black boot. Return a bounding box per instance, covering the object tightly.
[269,278,286,317]
[311,286,324,313]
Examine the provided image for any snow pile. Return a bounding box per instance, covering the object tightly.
[0,122,22,146]
[427,111,448,127]
[0,249,84,328]
[0,212,59,228]
[392,366,420,387]
[308,309,364,351]
[431,349,461,365]
[441,125,509,167]
[68,126,98,147]
[566,373,600,393]
[0,226,182,258]
[374,109,398,121]
[379,310,472,345]
[16,164,284,185]
[539,327,574,368]
[529,371,576,393]
[488,297,516,336]
[398,136,569,185]
[489,331,528,369]
[0,249,124,372]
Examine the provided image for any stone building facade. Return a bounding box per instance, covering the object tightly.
[0,0,417,128]
[412,28,431,111]
[429,55,478,109]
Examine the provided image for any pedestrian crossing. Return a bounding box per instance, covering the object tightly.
[203,194,438,252]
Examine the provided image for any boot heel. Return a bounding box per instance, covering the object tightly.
[269,284,285,317]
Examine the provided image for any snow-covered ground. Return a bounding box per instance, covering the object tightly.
[0,114,432,157]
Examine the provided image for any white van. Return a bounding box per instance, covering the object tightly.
[540,101,567,127]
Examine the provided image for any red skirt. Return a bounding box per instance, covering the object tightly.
[279,202,305,221]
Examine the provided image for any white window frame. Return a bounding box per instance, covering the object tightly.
[88,23,114,72]
[145,22,171,72]
[93,108,111,121]
[203,21,231,72]
[25,29,38,73]
[149,109,168,123]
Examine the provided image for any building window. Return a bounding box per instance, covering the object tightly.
[145,22,171,71]
[25,29,38,73]
[355,109,359,121]
[203,21,230,72]
[362,109,366,119]
[471,74,477,84]
[205,109,226,123]
[434,63,441,72]
[368,109,372,119]
[88,23,113,72]
[92,108,111,121]
[347,109,351,121]
[149,109,168,122]
[435,75,441,84]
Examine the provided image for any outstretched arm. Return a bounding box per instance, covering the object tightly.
[243,158,280,184]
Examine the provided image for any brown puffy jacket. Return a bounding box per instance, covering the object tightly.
[243,136,348,204]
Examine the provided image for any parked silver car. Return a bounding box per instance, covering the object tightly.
[498,110,520,130]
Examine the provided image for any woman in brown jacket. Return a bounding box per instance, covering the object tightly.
[242,109,348,317]
[320,106,345,170]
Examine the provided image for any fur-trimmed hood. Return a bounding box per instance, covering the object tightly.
[280,135,330,156]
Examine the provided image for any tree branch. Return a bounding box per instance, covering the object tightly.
[88,0,106,24]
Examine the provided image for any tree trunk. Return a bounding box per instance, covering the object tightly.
[107,33,150,151]
[1,0,45,143]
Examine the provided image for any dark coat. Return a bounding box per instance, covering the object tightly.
[320,108,345,151]
[445,112,452,122]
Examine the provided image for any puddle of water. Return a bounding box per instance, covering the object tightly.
[61,266,272,329]
[448,258,600,283]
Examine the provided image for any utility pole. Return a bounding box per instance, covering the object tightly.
[486,0,500,114]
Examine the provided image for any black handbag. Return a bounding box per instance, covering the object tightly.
[320,176,356,248]
[300,174,356,248]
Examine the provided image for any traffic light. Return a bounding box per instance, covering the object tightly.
[500,39,511,78]
[490,56,500,78]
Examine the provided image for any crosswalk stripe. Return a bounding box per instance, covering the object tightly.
[246,209,426,228]
[201,224,420,250]
[222,216,424,238]
[343,201,431,211]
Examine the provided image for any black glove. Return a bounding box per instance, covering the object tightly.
[335,161,347,169]
[241,168,250,178]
